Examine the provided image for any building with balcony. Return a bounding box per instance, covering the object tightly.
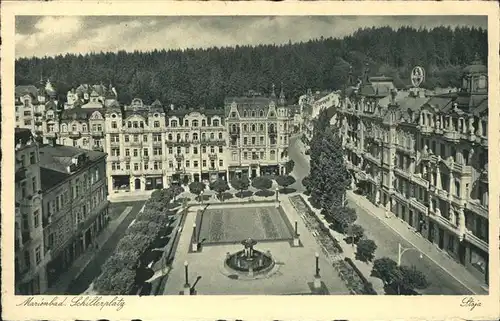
[40,144,108,289]
[301,89,340,143]
[338,56,489,284]
[15,128,47,294]
[15,127,108,294]
[15,79,57,136]
[225,86,291,180]
[66,83,118,109]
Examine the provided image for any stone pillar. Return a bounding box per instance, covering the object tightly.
[191,224,198,252]
[435,167,442,190]
[449,172,454,198]
[183,261,191,295]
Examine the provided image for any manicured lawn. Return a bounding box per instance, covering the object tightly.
[199,206,293,244]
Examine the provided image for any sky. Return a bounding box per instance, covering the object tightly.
[15,16,487,59]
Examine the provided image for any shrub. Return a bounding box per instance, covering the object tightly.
[231,175,250,197]
[275,175,296,192]
[251,176,273,191]
[355,239,377,262]
[209,179,230,201]
[188,181,206,201]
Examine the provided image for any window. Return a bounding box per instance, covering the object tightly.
[24,120,31,126]
[125,149,130,156]
[260,136,264,145]
[243,124,248,132]
[143,148,149,156]
[35,246,41,265]
[202,146,206,153]
[260,124,264,131]
[176,134,181,142]
[213,119,219,126]
[30,152,36,164]
[34,210,40,228]
[192,120,198,127]
[219,159,223,167]
[124,135,130,142]
[260,151,265,159]
[201,133,206,140]
[210,133,215,140]
[202,160,207,167]
[186,160,190,168]
[270,150,276,160]
[134,163,139,171]
[193,161,199,168]
[251,111,256,117]
[126,162,130,170]
[110,134,120,143]
[154,121,160,127]
[231,112,236,118]
[72,124,77,132]
[185,120,189,127]
[153,161,161,170]
[243,152,248,160]
[202,120,206,126]
[133,149,138,157]
[219,146,223,153]
[244,137,248,145]
[133,134,139,142]
[177,147,181,154]
[153,134,161,142]
[185,133,189,141]
[82,124,88,132]
[111,121,117,128]
[218,132,223,140]
[193,147,198,154]
[153,148,162,156]
[251,124,256,132]
[168,147,173,154]
[171,120,178,127]
[210,146,215,154]
[143,135,148,142]
[32,177,37,192]
[185,147,190,154]
[169,161,174,168]
[232,151,238,161]
[251,137,256,145]
[193,133,198,141]
[144,163,149,170]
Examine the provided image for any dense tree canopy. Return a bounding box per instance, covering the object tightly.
[16,26,486,108]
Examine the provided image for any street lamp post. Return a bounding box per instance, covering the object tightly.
[313,252,321,289]
[192,223,198,252]
[397,242,423,266]
[315,252,320,277]
[183,261,190,295]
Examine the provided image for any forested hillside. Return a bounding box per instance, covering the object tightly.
[15,26,487,108]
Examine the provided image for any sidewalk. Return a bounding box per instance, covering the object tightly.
[46,205,135,294]
[347,190,488,295]
[300,195,385,294]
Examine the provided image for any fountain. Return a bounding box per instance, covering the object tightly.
[224,238,275,276]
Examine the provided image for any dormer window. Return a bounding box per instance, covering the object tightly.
[259,110,264,117]
[192,120,198,127]
[243,111,248,117]
[213,119,219,127]
[202,120,206,126]
[251,111,256,117]
[185,120,189,127]
[270,112,275,117]
[231,112,237,118]
[72,124,77,132]
[171,120,177,127]
[154,121,160,128]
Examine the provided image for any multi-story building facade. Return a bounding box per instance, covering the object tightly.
[41,144,108,289]
[338,56,489,284]
[15,79,57,135]
[15,127,108,294]
[225,87,290,180]
[15,128,47,294]
[66,83,118,109]
[302,90,340,143]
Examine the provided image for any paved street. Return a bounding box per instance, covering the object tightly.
[287,133,479,295]
[288,134,309,192]
[66,201,145,294]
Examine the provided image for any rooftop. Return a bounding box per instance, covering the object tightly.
[38,144,106,191]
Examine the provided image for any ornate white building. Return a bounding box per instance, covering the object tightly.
[338,56,489,284]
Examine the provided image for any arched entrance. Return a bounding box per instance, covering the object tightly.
[134,178,141,190]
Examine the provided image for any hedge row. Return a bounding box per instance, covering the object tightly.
[94,187,181,295]
[344,258,377,295]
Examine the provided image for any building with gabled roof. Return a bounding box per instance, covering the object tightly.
[338,56,489,286]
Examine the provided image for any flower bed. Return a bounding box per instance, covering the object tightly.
[344,258,377,295]
[333,259,365,295]
[289,195,343,254]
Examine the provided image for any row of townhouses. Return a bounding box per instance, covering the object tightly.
[15,83,299,199]
[15,128,108,294]
[337,57,489,284]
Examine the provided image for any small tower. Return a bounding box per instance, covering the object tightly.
[270,83,276,98]
[279,82,286,106]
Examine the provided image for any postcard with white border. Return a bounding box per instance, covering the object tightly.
[2,1,499,320]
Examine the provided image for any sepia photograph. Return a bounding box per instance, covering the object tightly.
[2,1,499,321]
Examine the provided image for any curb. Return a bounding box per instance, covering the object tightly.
[346,192,482,295]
